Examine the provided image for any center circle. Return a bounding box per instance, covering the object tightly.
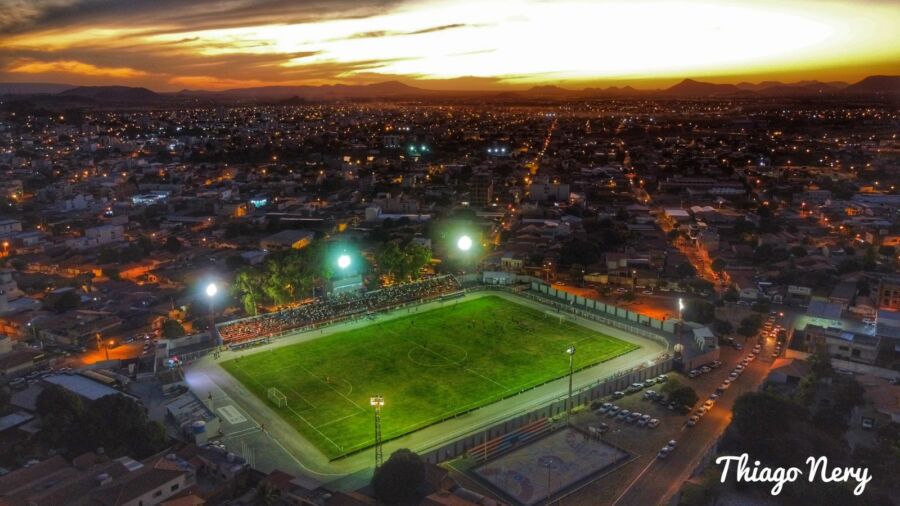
[407,343,469,367]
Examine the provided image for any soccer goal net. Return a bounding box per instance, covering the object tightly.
[544,310,568,324]
[267,387,287,408]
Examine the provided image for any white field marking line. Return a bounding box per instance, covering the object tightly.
[221,426,262,440]
[285,402,344,452]
[284,386,317,412]
[230,356,318,410]
[207,372,347,476]
[298,364,368,414]
[314,411,364,429]
[199,372,346,478]
[384,325,510,390]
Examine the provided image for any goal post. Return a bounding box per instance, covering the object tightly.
[544,310,567,324]
[267,387,287,408]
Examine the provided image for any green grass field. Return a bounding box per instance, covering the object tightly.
[221,295,639,459]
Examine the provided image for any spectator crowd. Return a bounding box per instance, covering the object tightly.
[218,276,462,344]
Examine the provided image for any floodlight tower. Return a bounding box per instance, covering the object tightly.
[206,282,220,348]
[370,395,385,468]
[566,345,576,425]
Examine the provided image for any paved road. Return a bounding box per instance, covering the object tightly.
[184,290,667,486]
[613,338,777,506]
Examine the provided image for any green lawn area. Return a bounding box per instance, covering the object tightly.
[221,295,639,459]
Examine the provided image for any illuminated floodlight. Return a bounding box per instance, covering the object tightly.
[370,395,384,407]
[337,254,352,270]
[678,298,685,311]
[457,235,473,251]
[205,282,218,298]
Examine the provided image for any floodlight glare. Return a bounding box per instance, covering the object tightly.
[678,298,685,311]
[337,254,352,270]
[457,235,473,251]
[205,282,218,298]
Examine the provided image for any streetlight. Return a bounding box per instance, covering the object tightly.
[457,235,472,252]
[566,345,576,425]
[678,298,685,320]
[337,254,352,270]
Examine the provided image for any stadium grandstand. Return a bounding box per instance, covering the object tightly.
[218,275,461,346]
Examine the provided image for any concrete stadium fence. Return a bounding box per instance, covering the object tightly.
[418,358,673,465]
[527,280,677,343]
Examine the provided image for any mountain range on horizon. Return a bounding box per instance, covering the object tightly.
[0,75,897,105]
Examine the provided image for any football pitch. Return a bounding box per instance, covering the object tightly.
[220,295,639,459]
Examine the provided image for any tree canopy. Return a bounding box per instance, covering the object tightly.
[372,449,426,505]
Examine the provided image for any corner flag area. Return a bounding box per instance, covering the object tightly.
[220,295,639,459]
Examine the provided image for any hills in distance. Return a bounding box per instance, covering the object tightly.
[1,75,897,105]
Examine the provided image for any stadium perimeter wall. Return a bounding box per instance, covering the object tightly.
[417,358,673,465]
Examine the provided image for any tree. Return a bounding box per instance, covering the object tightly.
[372,449,426,505]
[82,394,168,458]
[711,319,733,336]
[808,349,833,379]
[161,319,186,339]
[35,385,84,447]
[164,236,182,254]
[669,385,699,408]
[683,300,716,324]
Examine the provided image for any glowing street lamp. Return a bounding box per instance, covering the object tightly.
[457,235,473,252]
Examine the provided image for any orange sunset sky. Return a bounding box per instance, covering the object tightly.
[1,0,898,91]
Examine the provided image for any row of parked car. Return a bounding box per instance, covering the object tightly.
[596,402,661,428]
[687,360,723,379]
[610,374,669,399]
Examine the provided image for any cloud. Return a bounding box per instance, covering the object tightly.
[0,0,410,35]
[8,59,147,77]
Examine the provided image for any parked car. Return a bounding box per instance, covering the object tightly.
[667,440,678,449]
[647,418,660,428]
[688,369,701,378]
[617,409,630,420]
[611,391,625,399]
[658,447,670,459]
[607,406,620,418]
[644,377,657,386]
[721,380,731,389]
[703,399,715,409]
[700,366,711,374]
[598,423,610,434]
[710,360,723,369]
[696,406,707,417]
[626,382,645,393]
[687,415,699,427]
[656,375,669,383]
[626,412,641,424]
[598,402,612,413]
[643,390,658,400]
